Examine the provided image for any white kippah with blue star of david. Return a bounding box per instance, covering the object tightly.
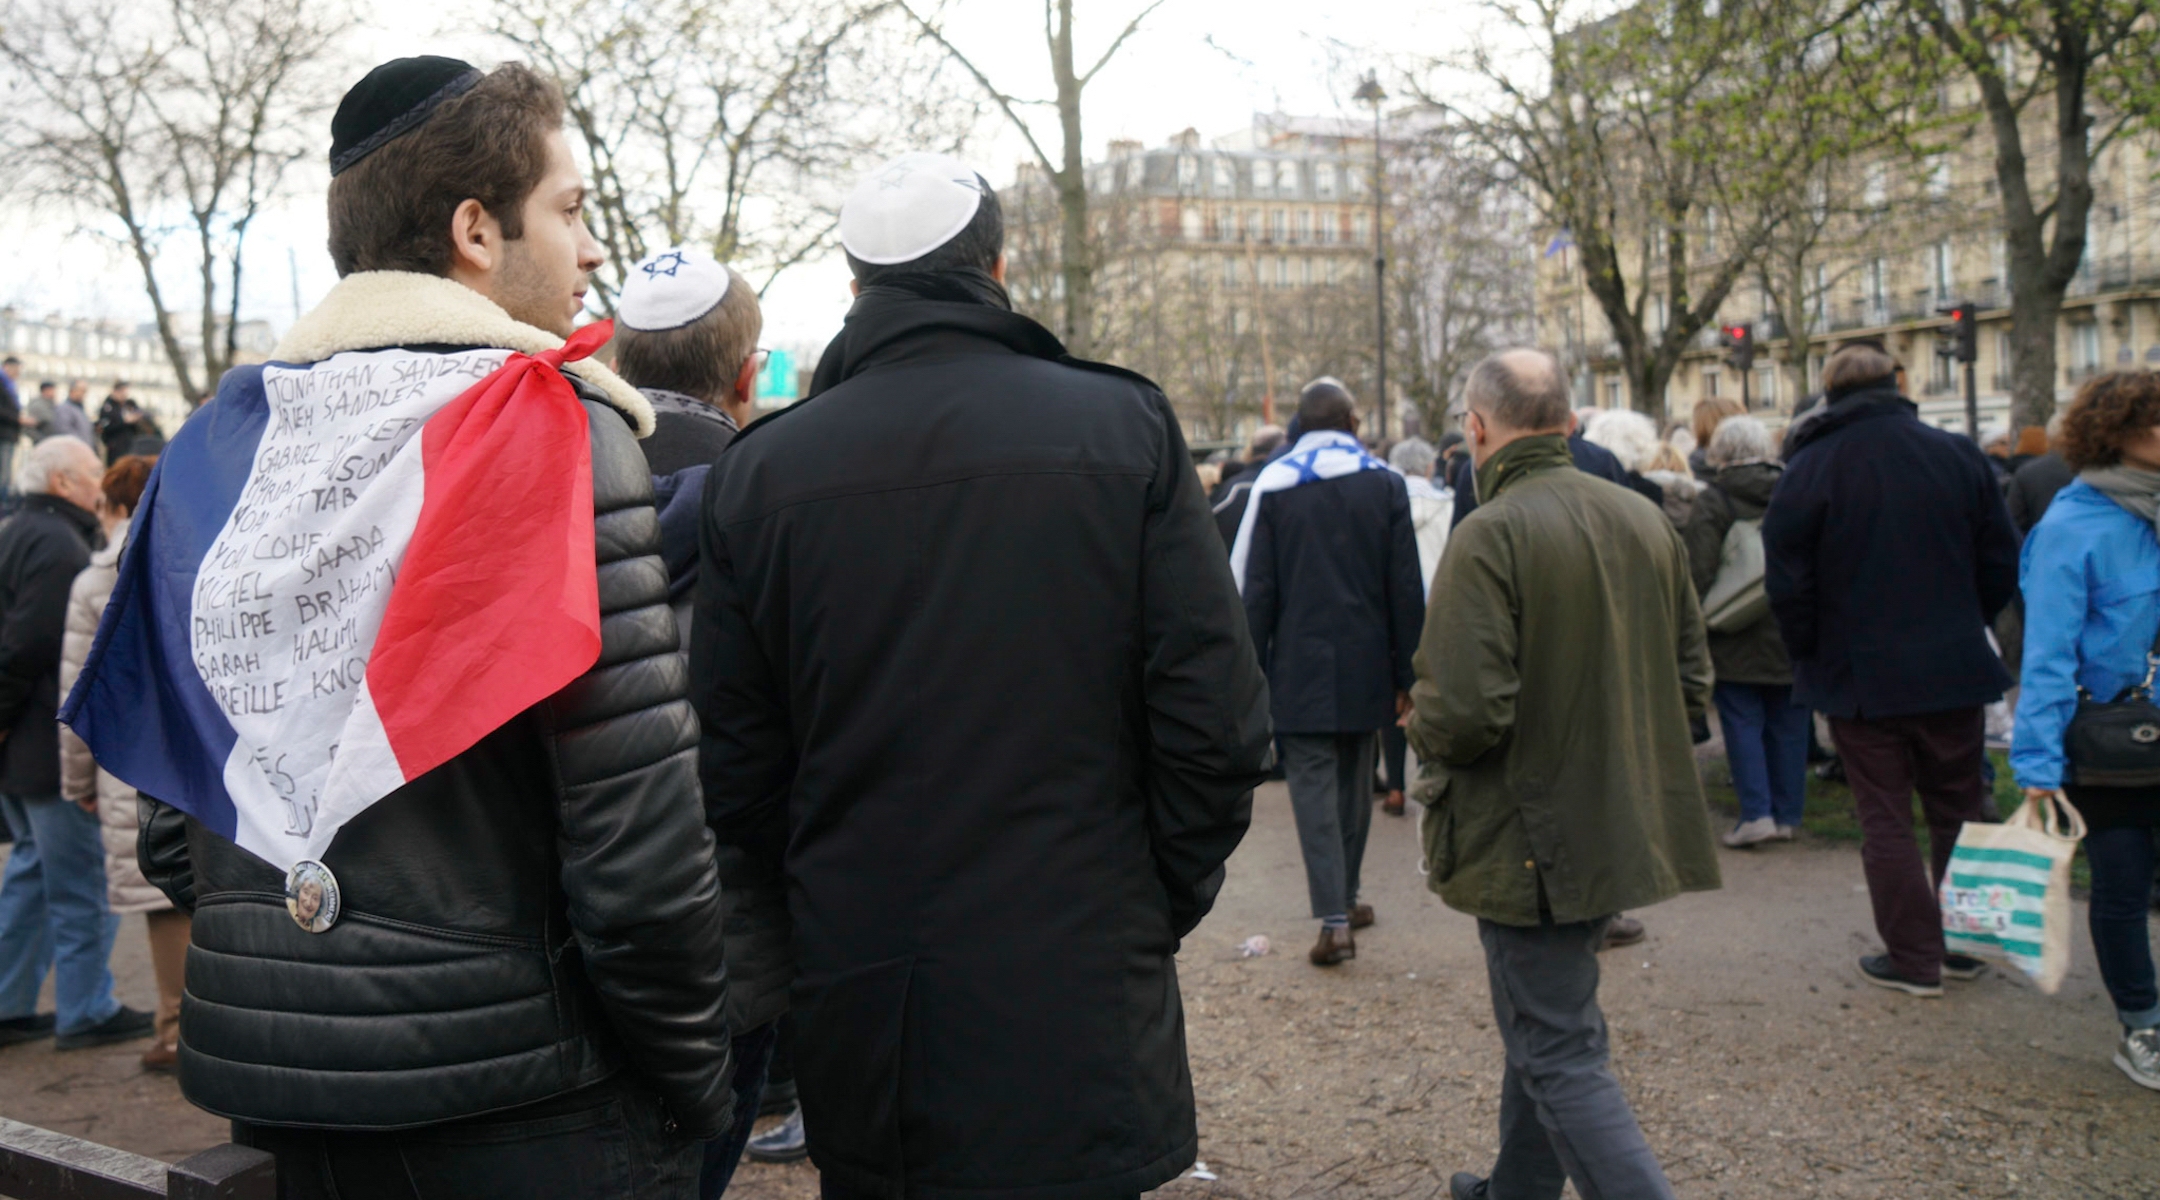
[840,152,986,266]
[618,246,732,332]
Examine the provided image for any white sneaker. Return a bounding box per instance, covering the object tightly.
[2116,1027,2160,1092]
[1720,817,1779,848]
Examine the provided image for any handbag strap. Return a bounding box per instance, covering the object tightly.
[2037,789,2089,843]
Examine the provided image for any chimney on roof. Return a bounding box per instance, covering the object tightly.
[1169,128,1200,149]
[1107,138,1143,159]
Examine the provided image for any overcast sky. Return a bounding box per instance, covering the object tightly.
[1,0,1482,351]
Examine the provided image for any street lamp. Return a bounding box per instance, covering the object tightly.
[1353,71,1388,440]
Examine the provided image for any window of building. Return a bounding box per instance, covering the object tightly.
[1247,209,1265,241]
[1703,367,1720,398]
[1927,156,1951,199]
[1702,207,1718,258]
[1276,162,1300,196]
[1252,160,1272,196]
[1276,256,1291,287]
[1223,256,1239,287]
[1212,158,1235,195]
[1932,240,1953,302]
[1180,207,1202,240]
[1316,162,1337,198]
[1605,379,1622,408]
[1177,155,1198,189]
[1271,209,1288,242]
[1346,167,1365,197]
[1867,257,1887,314]
[2074,322,2102,371]
[1864,162,1888,210]
[1317,212,1338,244]
[1353,212,1371,244]
[1294,210,1312,243]
[1300,256,1313,286]
[1322,257,1337,285]
[1653,293,1667,335]
[1755,365,1776,407]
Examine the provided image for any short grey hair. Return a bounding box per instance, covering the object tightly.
[1706,414,1777,469]
[1585,409,1660,472]
[20,436,99,496]
[1388,437,1437,477]
[1463,349,1571,433]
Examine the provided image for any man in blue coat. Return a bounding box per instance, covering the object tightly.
[1763,340,2019,998]
[1238,379,1426,966]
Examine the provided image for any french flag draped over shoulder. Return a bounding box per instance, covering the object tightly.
[61,322,613,872]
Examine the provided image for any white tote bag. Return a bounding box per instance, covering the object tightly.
[1939,790,2086,994]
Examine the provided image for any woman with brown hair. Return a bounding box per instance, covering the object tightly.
[54,455,178,1070]
[2011,370,2160,1092]
[1688,396,1744,478]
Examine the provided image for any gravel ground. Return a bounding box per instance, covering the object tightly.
[5,779,2154,1199]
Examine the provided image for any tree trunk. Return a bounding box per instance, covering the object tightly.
[1049,0,1092,359]
[1773,252,1814,408]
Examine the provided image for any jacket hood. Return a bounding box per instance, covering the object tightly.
[273,271,653,437]
[1712,461,1782,512]
[808,285,1070,398]
[1787,383,1915,456]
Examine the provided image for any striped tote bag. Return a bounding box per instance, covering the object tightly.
[1940,790,2087,994]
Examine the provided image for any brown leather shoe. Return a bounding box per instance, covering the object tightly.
[140,1042,178,1073]
[1382,790,1406,816]
[1349,903,1376,929]
[1309,926,1356,966]
[1598,914,1646,950]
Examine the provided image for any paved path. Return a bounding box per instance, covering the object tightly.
[5,785,2156,1198]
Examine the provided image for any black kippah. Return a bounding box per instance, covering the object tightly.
[329,56,483,176]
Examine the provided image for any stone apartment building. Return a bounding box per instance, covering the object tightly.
[1002,113,1395,443]
[1,308,273,437]
[1535,51,2160,435]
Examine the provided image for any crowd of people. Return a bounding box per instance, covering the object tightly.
[0,47,2150,1200]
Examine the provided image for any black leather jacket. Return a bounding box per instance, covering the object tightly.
[141,395,734,1137]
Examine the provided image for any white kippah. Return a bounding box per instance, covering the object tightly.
[618,246,732,332]
[839,152,986,266]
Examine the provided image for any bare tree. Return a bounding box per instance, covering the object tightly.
[1896,0,2157,429]
[1,0,345,405]
[1425,0,1844,419]
[1388,129,1536,434]
[493,0,976,310]
[903,0,1166,360]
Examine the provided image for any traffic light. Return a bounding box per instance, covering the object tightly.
[1935,303,1978,363]
[1718,323,1755,372]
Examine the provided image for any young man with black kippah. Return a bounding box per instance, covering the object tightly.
[693,152,1273,1200]
[66,57,731,1198]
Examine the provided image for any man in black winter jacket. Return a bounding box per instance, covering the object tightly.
[1237,380,1423,967]
[101,59,732,1198]
[0,439,156,1052]
[1764,341,2019,999]
[693,152,1273,1200]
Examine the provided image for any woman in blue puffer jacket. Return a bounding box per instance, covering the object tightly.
[2012,370,2160,1093]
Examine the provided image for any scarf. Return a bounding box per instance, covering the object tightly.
[2081,463,2160,536]
[1229,429,1391,591]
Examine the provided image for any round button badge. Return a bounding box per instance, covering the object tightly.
[285,859,342,933]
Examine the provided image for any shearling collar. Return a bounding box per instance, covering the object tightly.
[272,271,654,437]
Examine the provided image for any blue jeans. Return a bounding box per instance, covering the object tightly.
[699,1020,780,1198]
[0,794,122,1034]
[2084,824,2159,1029]
[1714,683,1809,827]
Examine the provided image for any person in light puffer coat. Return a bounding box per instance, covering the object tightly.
[56,456,178,1071]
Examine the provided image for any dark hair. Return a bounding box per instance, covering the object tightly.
[1,357,18,367]
[327,64,564,277]
[611,268,764,405]
[102,455,154,514]
[1297,378,1358,432]
[38,381,56,391]
[2059,370,2160,471]
[844,177,1004,285]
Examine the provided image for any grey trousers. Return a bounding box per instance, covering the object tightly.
[1280,732,1376,920]
[1477,917,1674,1200]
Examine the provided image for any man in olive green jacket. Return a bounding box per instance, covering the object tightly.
[1407,349,1719,1200]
